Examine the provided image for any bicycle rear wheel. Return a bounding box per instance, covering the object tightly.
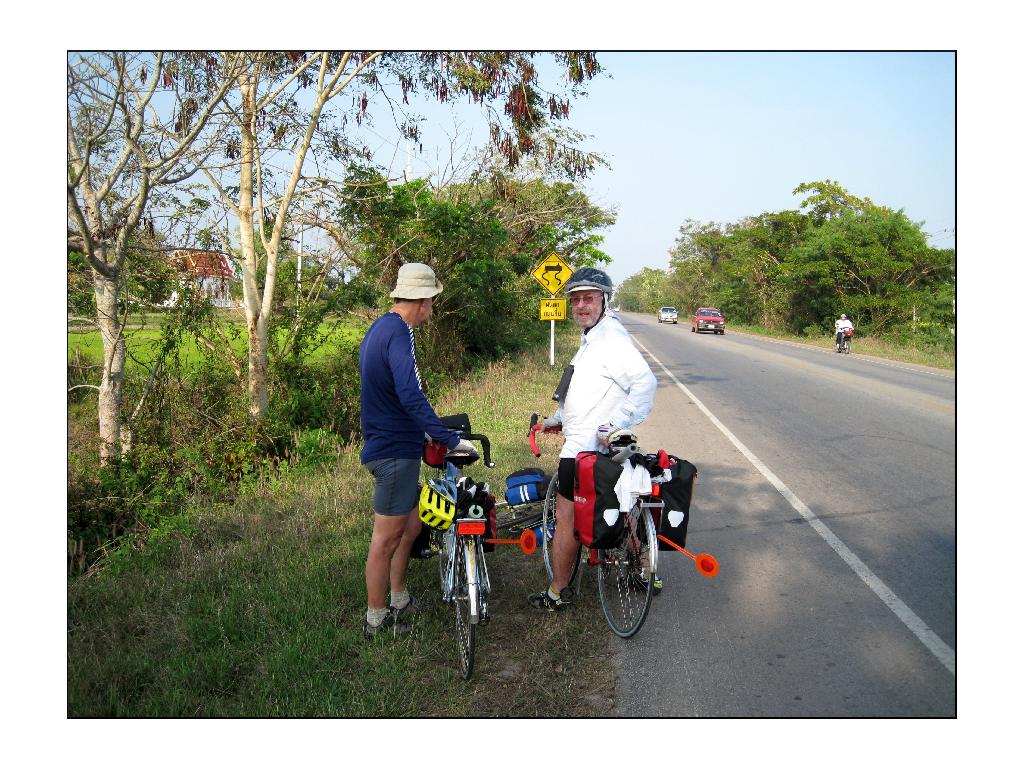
[540,476,581,589]
[596,505,656,638]
[453,539,476,679]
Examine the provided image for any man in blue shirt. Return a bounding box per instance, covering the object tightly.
[359,263,475,637]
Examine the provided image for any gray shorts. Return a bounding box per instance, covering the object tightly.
[364,457,421,516]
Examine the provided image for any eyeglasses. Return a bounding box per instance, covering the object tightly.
[569,293,600,306]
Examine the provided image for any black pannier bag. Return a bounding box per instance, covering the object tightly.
[573,451,626,549]
[649,454,697,551]
[456,476,498,552]
[504,467,550,506]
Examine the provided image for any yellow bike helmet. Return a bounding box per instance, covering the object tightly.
[419,478,458,530]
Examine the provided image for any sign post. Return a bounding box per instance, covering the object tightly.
[538,299,566,365]
[531,254,573,365]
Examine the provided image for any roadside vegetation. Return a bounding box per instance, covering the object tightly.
[68,52,623,717]
[725,322,954,370]
[615,179,955,367]
[68,325,619,717]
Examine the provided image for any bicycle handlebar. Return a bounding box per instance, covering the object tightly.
[462,432,494,468]
[528,412,561,457]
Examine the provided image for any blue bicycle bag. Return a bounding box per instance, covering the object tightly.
[504,467,550,506]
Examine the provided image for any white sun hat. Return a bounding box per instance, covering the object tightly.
[390,262,443,299]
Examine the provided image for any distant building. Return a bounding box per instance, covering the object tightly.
[165,250,238,308]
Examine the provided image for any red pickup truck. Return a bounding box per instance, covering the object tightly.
[691,307,726,334]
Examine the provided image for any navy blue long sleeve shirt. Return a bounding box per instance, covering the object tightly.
[359,312,460,464]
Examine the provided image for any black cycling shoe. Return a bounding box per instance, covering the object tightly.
[364,607,412,638]
[392,594,421,621]
[528,589,571,612]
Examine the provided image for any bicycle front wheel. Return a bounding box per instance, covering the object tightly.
[597,505,656,638]
[453,539,476,679]
[541,476,581,589]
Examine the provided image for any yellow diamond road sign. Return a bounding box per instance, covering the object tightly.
[531,253,573,295]
[539,298,566,321]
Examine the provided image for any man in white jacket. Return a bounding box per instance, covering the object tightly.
[529,267,658,611]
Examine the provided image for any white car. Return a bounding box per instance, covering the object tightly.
[658,306,678,324]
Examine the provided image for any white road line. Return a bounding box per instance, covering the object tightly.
[634,339,957,677]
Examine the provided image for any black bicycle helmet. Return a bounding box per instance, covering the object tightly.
[564,267,613,296]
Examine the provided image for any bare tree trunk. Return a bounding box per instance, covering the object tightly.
[236,73,270,421]
[247,317,269,419]
[232,53,381,423]
[69,52,242,462]
[93,270,126,461]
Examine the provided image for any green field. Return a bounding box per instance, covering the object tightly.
[68,316,368,371]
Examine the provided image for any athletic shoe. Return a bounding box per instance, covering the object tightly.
[527,589,571,612]
[363,607,412,638]
[392,594,421,621]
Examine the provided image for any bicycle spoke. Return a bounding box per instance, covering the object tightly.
[453,542,476,679]
[438,528,455,602]
[597,506,654,638]
[541,476,581,589]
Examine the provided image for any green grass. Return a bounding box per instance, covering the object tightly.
[67,316,367,371]
[67,324,617,717]
[727,323,955,370]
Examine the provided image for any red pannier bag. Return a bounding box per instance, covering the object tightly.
[573,451,626,549]
[423,439,448,468]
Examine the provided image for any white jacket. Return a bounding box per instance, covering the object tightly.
[555,312,657,459]
[835,318,854,332]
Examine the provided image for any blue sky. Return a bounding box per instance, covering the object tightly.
[381,51,955,286]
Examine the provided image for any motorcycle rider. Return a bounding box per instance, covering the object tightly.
[834,314,854,352]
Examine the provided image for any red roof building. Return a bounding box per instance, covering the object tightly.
[169,250,238,308]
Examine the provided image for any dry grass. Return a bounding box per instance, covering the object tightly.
[68,324,618,717]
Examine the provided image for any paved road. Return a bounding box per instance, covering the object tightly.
[607,313,955,716]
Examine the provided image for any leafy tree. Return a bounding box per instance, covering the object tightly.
[793,179,873,224]
[67,52,243,460]
[666,220,728,313]
[651,180,954,346]
[191,51,604,423]
[715,210,812,327]
[452,147,614,265]
[617,267,669,313]
[336,170,515,369]
[788,204,953,334]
